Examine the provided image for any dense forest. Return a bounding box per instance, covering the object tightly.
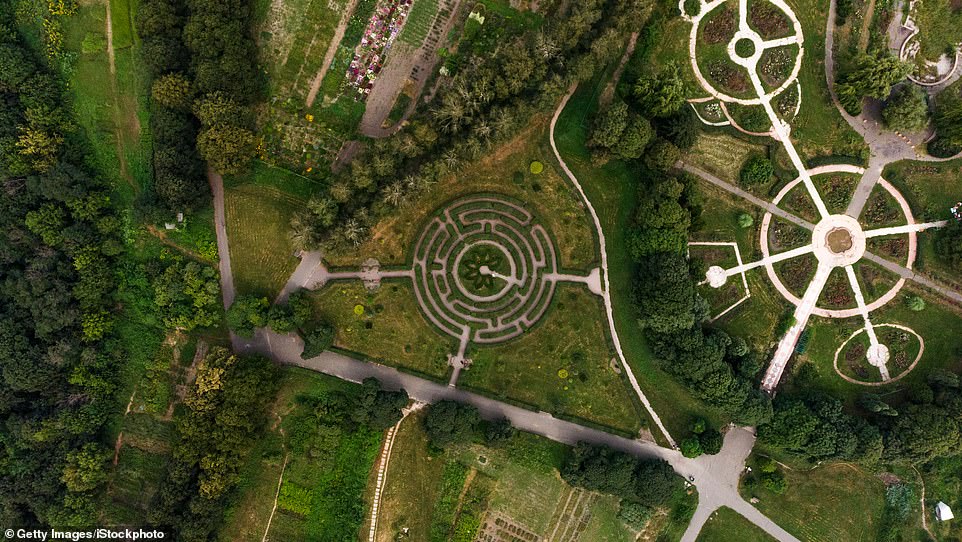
[0,6,124,527]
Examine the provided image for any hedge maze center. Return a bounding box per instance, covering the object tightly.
[685,0,950,390]
[312,194,603,386]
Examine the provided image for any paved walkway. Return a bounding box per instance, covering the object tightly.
[863,252,962,305]
[237,328,799,542]
[551,86,677,449]
[678,164,816,230]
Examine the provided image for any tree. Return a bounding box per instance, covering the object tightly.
[267,304,295,333]
[423,400,482,447]
[883,85,929,132]
[859,393,899,417]
[884,403,961,464]
[643,138,680,172]
[301,321,335,359]
[905,295,926,312]
[617,501,652,530]
[152,73,193,109]
[287,290,314,328]
[626,177,691,257]
[484,418,517,443]
[740,156,774,185]
[633,252,702,334]
[836,52,912,114]
[634,63,687,118]
[197,123,255,174]
[680,436,702,458]
[61,443,110,493]
[933,90,962,151]
[226,295,269,337]
[934,221,962,271]
[699,428,723,455]
[350,378,409,430]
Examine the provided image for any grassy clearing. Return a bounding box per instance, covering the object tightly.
[684,131,769,184]
[326,118,598,271]
[225,183,305,297]
[62,0,152,203]
[553,78,723,441]
[696,506,775,542]
[399,0,440,46]
[220,367,384,542]
[461,285,643,435]
[739,462,885,542]
[309,280,456,380]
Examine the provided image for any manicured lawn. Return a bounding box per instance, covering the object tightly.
[697,506,775,542]
[553,79,724,441]
[324,118,598,271]
[309,280,456,380]
[740,462,886,542]
[461,285,643,436]
[225,183,306,298]
[802,287,962,403]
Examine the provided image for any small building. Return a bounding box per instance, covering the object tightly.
[936,501,954,522]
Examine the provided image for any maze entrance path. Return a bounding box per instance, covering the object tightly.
[306,194,603,386]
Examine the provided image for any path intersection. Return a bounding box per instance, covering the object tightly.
[681,0,957,389]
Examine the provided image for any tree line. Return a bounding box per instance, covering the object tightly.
[0,9,127,527]
[136,0,261,218]
[590,5,773,427]
[292,0,649,251]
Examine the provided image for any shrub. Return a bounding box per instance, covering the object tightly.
[681,436,703,458]
[617,501,653,530]
[301,322,336,359]
[738,213,754,228]
[740,156,774,185]
[761,471,787,494]
[529,160,544,174]
[905,295,926,312]
[699,429,723,455]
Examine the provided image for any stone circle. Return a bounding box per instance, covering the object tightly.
[411,195,559,345]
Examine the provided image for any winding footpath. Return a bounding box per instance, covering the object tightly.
[207,91,800,542]
[549,86,677,449]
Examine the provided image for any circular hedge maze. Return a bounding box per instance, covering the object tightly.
[411,195,559,347]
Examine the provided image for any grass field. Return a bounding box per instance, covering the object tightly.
[802,287,962,402]
[460,285,643,435]
[309,280,456,380]
[696,507,775,542]
[684,131,769,184]
[220,367,385,541]
[61,0,153,203]
[553,78,724,442]
[325,118,598,271]
[740,461,885,542]
[225,182,306,297]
